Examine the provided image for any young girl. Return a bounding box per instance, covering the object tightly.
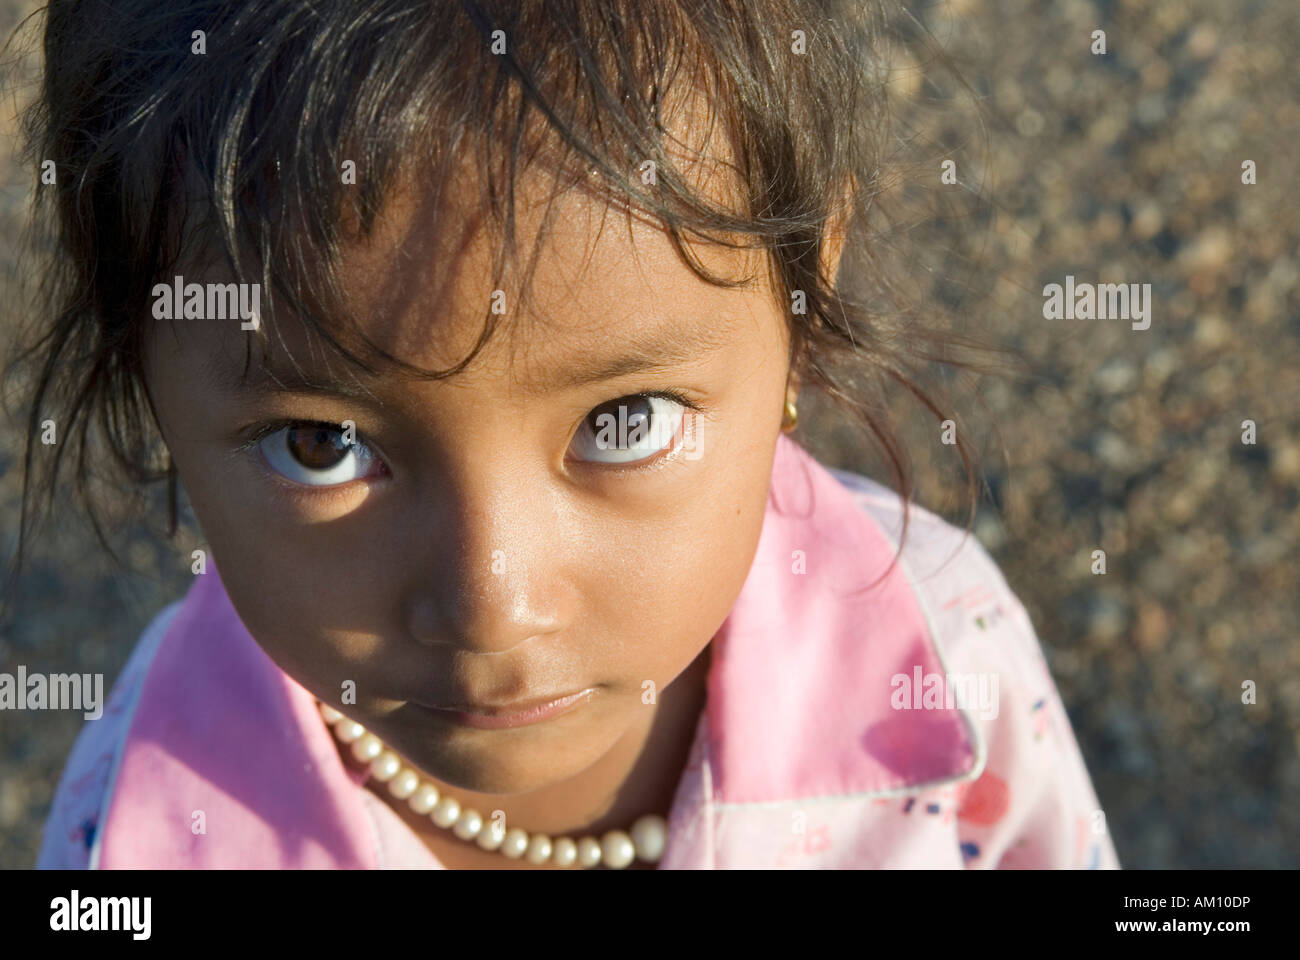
[11,0,1118,869]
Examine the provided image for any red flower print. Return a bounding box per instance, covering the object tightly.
[956,770,1010,827]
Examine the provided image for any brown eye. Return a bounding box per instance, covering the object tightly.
[285,425,349,469]
[257,422,379,487]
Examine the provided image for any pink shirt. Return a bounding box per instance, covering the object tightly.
[37,434,1120,869]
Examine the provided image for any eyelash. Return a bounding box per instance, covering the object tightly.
[233,388,706,487]
[231,419,357,462]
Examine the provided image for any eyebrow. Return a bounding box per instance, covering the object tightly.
[521,320,736,394]
[204,354,383,404]
[211,319,736,402]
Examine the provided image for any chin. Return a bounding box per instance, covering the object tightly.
[402,739,586,797]
[375,696,626,797]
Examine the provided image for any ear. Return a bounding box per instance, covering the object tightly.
[790,177,854,389]
[819,175,857,285]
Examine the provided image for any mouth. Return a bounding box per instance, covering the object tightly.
[414,688,597,729]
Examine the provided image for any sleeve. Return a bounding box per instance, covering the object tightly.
[35,601,180,869]
[952,588,1121,870]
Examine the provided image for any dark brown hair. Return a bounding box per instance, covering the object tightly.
[2,0,1012,622]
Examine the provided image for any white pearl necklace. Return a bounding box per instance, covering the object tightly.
[318,702,668,869]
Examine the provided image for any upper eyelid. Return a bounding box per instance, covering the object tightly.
[236,418,346,452]
[582,391,703,424]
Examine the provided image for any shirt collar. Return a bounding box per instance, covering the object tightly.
[700,434,980,805]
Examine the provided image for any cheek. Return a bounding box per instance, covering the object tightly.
[179,472,389,697]
[201,534,338,685]
[688,439,776,620]
[590,429,776,681]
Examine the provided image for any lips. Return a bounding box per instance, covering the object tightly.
[425,689,592,718]
[414,688,597,730]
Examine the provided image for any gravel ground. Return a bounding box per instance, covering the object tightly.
[1,0,1297,869]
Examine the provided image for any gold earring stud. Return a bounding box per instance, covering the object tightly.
[781,397,799,432]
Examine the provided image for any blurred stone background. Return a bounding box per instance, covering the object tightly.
[1,0,1297,868]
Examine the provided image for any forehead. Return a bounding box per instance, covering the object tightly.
[322,155,770,391]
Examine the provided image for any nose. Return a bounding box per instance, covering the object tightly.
[403,459,573,656]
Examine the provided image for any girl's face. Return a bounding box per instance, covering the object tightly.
[143,165,793,796]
